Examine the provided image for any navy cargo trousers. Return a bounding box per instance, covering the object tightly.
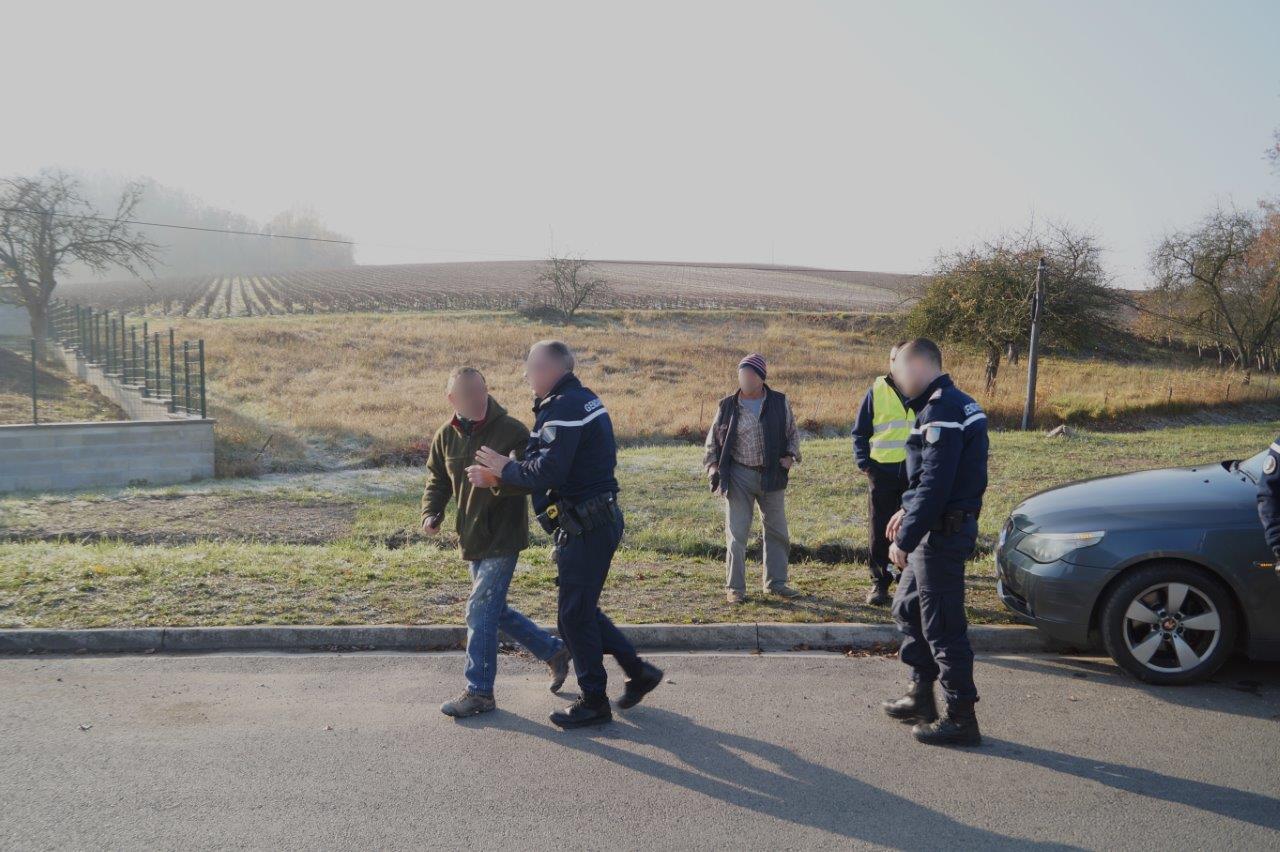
[891,517,980,708]
[555,509,643,697]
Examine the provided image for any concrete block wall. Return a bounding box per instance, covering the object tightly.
[0,420,215,493]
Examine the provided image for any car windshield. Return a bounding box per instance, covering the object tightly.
[1235,449,1270,482]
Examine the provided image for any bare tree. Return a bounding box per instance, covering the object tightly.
[535,255,610,321]
[1151,206,1280,383]
[0,171,156,355]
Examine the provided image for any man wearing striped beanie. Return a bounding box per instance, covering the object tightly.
[704,353,803,603]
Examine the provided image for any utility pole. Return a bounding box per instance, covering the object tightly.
[1021,257,1047,430]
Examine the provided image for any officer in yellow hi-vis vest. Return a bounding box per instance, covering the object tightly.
[852,343,914,605]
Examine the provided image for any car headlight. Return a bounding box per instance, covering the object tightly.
[1014,530,1105,564]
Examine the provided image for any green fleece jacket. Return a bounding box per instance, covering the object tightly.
[419,397,530,561]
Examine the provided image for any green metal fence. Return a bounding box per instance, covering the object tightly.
[44,299,207,418]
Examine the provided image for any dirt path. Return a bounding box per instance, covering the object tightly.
[0,493,356,545]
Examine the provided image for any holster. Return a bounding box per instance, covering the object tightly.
[571,492,619,532]
[931,509,977,535]
[541,492,619,545]
[535,503,562,535]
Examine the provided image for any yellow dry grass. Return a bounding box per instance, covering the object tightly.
[165,310,1280,465]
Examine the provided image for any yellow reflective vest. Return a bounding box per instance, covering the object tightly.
[870,376,913,464]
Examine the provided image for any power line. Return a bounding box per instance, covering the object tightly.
[0,205,357,246]
[0,204,548,261]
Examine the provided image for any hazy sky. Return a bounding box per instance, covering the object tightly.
[6,0,1279,285]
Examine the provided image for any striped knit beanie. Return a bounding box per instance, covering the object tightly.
[738,353,767,380]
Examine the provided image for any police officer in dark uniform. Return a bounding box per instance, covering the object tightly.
[879,338,988,746]
[1257,435,1280,563]
[470,340,663,729]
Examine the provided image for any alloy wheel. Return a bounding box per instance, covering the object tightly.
[1121,581,1222,674]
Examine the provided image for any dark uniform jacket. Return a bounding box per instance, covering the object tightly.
[1258,436,1280,558]
[894,374,989,553]
[419,397,530,561]
[499,372,619,514]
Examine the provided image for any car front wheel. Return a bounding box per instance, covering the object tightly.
[1099,561,1237,685]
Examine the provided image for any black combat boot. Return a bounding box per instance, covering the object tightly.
[550,694,612,729]
[616,661,664,710]
[912,702,981,747]
[865,580,892,607]
[881,681,939,724]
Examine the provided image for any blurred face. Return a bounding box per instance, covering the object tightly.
[737,366,764,396]
[446,372,489,422]
[896,351,939,399]
[524,345,568,397]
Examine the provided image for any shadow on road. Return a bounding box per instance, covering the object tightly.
[983,654,1280,721]
[981,738,1280,832]
[469,706,1077,850]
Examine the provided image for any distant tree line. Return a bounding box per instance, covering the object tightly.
[1134,124,1280,381]
[909,121,1280,387]
[0,170,353,352]
[1139,204,1280,380]
[70,172,354,279]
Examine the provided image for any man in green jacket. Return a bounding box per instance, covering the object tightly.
[422,366,570,718]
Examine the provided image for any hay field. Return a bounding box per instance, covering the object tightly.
[157,310,1280,473]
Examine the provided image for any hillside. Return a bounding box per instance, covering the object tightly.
[58,260,922,317]
[136,309,1280,475]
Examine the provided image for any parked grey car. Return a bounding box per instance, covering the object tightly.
[995,449,1280,684]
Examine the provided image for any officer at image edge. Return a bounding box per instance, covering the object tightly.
[1257,435,1280,566]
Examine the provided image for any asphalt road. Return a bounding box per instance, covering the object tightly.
[3,651,1278,851]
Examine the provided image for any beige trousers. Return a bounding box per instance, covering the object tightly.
[724,464,790,592]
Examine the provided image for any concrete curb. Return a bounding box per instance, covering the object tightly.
[0,623,1050,655]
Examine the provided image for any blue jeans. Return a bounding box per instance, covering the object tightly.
[465,554,564,696]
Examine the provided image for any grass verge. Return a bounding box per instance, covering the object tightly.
[1,423,1276,629]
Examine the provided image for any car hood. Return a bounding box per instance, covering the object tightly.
[1011,462,1253,534]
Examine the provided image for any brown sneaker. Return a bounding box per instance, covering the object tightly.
[440,690,495,718]
[767,584,802,599]
[726,589,746,604]
[546,646,571,693]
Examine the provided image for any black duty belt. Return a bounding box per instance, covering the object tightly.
[536,492,620,539]
[930,509,979,534]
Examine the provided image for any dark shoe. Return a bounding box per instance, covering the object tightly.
[616,661,664,710]
[912,712,982,747]
[767,584,802,599]
[881,682,938,724]
[550,696,613,729]
[547,647,571,693]
[440,690,495,718]
[865,584,892,606]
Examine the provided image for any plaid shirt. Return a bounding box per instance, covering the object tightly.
[704,395,801,468]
